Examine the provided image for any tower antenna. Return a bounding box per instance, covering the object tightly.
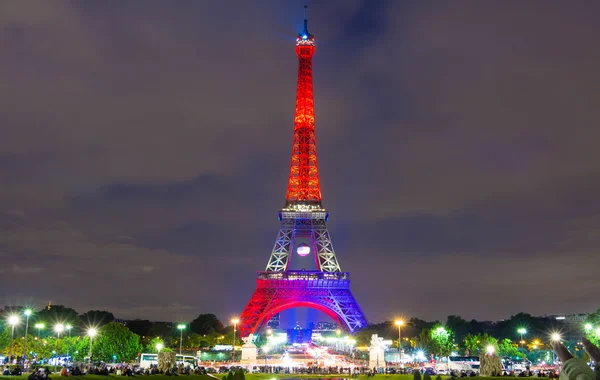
[303,5,309,35]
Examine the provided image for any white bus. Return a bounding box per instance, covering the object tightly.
[139,353,198,369]
[437,356,480,374]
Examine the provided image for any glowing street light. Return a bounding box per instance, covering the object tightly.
[8,315,20,361]
[177,324,186,355]
[551,333,561,342]
[486,345,496,355]
[87,327,98,363]
[584,323,593,332]
[395,320,404,360]
[231,318,239,363]
[22,309,32,360]
[263,345,270,367]
[518,328,527,349]
[156,342,164,352]
[66,324,73,363]
[54,323,65,372]
[595,327,600,337]
[35,323,45,358]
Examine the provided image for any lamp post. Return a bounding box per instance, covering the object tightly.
[395,320,404,362]
[263,345,270,370]
[177,324,186,355]
[35,323,45,360]
[156,342,164,352]
[87,328,97,364]
[8,315,20,363]
[518,328,527,350]
[22,309,32,361]
[266,329,272,352]
[231,318,239,363]
[54,323,65,372]
[66,324,73,363]
[551,333,561,364]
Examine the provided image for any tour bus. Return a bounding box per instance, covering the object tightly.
[139,353,198,369]
[437,356,480,374]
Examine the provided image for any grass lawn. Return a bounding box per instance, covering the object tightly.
[0,375,550,380]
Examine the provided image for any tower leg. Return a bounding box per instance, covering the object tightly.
[239,275,367,337]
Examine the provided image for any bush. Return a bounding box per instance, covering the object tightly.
[436,376,443,380]
[424,373,432,380]
[234,368,245,380]
[414,370,422,380]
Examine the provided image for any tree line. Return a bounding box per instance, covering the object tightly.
[0,305,237,363]
[354,310,600,362]
[2,305,598,364]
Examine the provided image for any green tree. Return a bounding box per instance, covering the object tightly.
[585,309,600,345]
[429,324,454,358]
[79,310,115,327]
[446,316,470,343]
[478,333,499,354]
[463,333,481,355]
[413,370,422,380]
[93,322,142,362]
[498,338,522,358]
[418,328,432,352]
[126,320,153,337]
[190,314,224,335]
[36,305,80,328]
[145,337,164,353]
[355,328,379,346]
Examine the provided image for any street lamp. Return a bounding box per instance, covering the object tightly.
[177,324,186,355]
[87,328,98,363]
[54,323,65,372]
[156,342,164,352]
[66,324,73,363]
[595,327,600,337]
[486,345,496,355]
[518,328,527,350]
[231,318,239,363]
[585,323,593,332]
[395,320,404,362]
[263,345,270,369]
[35,323,45,359]
[8,315,20,362]
[551,333,561,364]
[23,309,32,361]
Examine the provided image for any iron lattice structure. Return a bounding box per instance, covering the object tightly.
[239,10,367,337]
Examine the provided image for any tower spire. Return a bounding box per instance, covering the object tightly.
[302,5,309,37]
[285,6,319,209]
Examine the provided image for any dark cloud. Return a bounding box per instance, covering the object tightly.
[0,0,599,324]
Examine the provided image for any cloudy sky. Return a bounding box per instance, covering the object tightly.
[1,0,599,326]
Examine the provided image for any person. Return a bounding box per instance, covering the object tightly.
[3,366,11,376]
[551,338,599,380]
[60,366,68,377]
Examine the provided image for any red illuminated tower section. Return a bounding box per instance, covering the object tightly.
[238,8,367,338]
[286,16,321,206]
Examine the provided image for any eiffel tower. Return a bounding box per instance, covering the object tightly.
[238,8,367,337]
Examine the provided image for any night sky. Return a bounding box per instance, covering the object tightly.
[1,1,599,325]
